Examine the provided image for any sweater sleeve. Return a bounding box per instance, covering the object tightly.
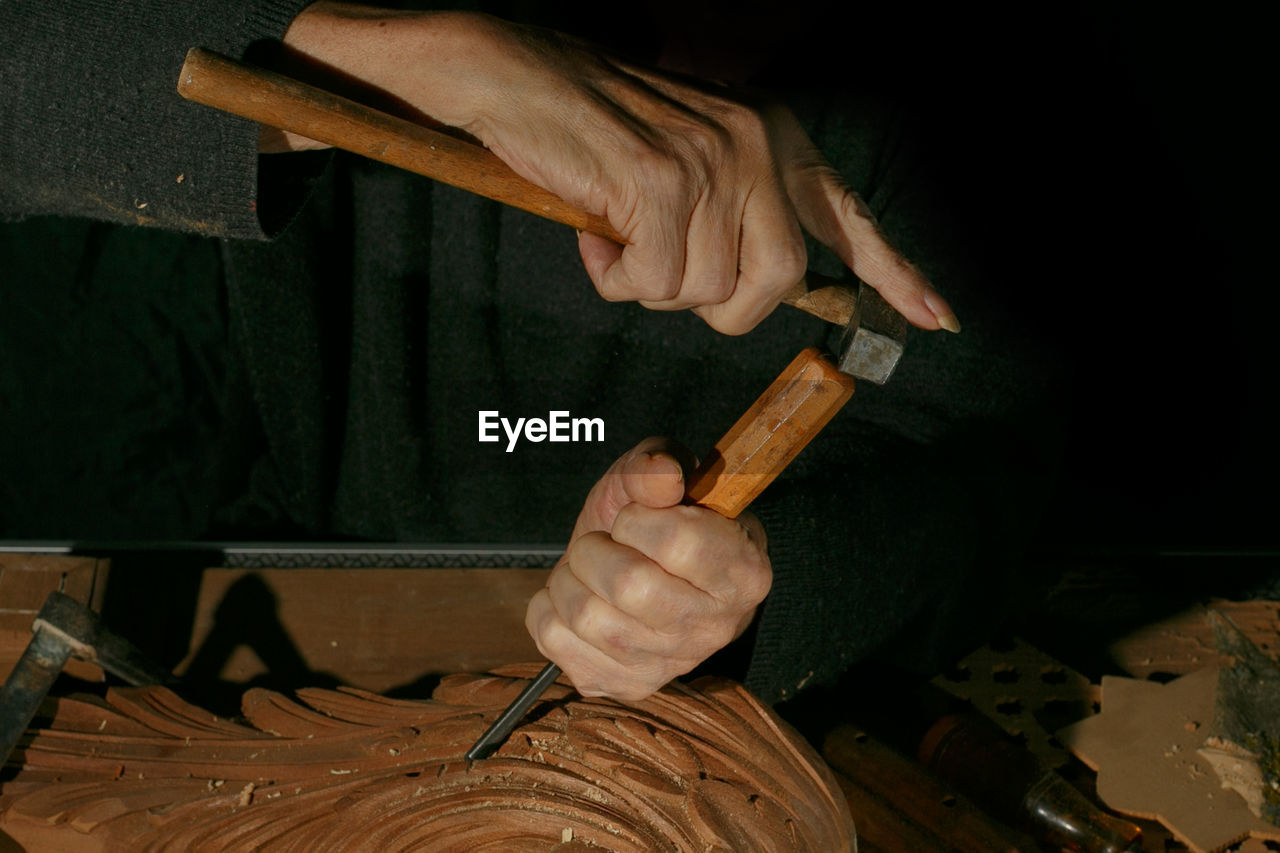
[744,387,1061,704]
[738,88,1069,704]
[0,0,315,238]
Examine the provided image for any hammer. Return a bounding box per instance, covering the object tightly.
[173,50,910,755]
[175,48,907,382]
[0,591,174,767]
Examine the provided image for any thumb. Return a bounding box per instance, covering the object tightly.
[571,437,692,538]
[771,108,960,333]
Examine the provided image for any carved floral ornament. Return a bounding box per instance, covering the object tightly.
[0,664,854,851]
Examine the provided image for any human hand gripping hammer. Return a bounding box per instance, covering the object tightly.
[177,48,911,338]
[174,49,911,757]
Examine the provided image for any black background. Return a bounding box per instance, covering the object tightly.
[773,3,1277,554]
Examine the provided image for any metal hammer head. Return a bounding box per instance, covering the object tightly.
[33,592,173,686]
[785,274,907,384]
[835,280,908,385]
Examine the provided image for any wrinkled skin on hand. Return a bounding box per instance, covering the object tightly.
[524,438,772,701]
[271,3,959,334]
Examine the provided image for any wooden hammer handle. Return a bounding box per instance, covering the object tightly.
[176,48,856,327]
[178,48,611,237]
[684,346,855,517]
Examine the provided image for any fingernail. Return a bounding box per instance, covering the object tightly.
[924,288,962,334]
[647,451,682,481]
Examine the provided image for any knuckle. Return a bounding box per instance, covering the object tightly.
[769,236,808,288]
[609,561,652,613]
[838,185,878,227]
[599,265,681,304]
[628,504,695,566]
[630,139,671,172]
[702,622,738,654]
[601,625,638,658]
[640,270,683,302]
[860,251,918,300]
[564,594,604,640]
[713,626,739,653]
[664,514,704,568]
[724,102,768,150]
[702,270,736,304]
[563,595,641,661]
[734,539,773,603]
[725,98,764,131]
[564,534,587,565]
[611,502,641,537]
[524,591,551,636]
[569,530,609,563]
[654,127,716,194]
[634,144,694,198]
[531,611,572,660]
[687,116,734,161]
[740,567,772,607]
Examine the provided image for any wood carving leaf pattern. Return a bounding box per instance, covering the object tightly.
[0,663,854,851]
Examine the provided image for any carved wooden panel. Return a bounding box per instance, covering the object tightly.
[0,663,854,851]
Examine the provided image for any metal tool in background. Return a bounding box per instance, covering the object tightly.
[0,591,173,768]
[175,48,907,385]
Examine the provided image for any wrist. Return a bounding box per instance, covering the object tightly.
[280,2,501,132]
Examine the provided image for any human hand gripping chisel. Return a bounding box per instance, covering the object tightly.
[464,333,897,760]
[174,49,911,758]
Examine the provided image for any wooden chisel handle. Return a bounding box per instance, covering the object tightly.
[685,346,854,516]
[176,48,858,327]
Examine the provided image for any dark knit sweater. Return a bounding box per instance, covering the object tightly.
[0,1,1063,703]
